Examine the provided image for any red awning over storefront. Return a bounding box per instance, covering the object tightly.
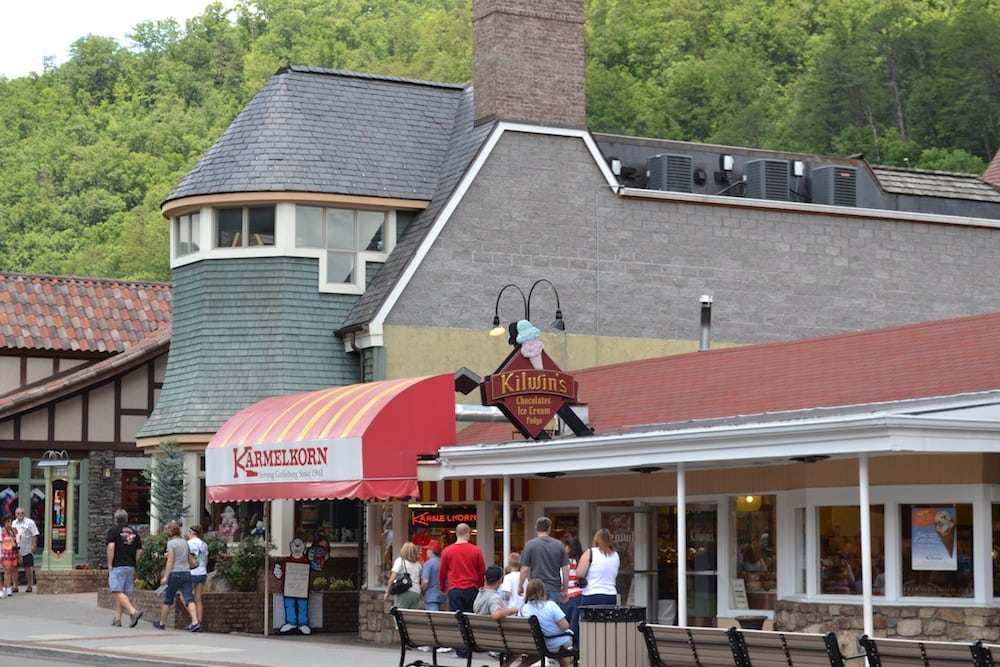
[206,374,456,502]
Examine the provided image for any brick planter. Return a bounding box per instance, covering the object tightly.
[37,569,107,594]
[97,588,358,634]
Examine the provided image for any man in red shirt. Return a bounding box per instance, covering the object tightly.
[439,522,485,659]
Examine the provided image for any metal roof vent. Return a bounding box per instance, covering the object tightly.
[811,165,857,206]
[647,154,693,193]
[745,159,790,201]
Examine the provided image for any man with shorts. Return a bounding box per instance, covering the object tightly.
[12,507,38,592]
[519,516,569,604]
[106,509,144,627]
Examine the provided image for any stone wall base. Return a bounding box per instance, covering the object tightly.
[775,599,1000,655]
[359,589,398,644]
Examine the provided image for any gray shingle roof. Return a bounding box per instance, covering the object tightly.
[872,166,1000,202]
[164,67,467,203]
[341,85,492,330]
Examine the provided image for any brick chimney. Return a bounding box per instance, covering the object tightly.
[472,0,586,128]
[984,149,1000,189]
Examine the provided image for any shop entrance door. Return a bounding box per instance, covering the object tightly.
[654,503,718,627]
[596,506,656,622]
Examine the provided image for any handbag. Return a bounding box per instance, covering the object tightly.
[389,562,413,595]
[576,548,592,589]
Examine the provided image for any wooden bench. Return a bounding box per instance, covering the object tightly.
[458,610,579,666]
[638,622,742,667]
[734,627,863,667]
[391,607,468,667]
[859,635,979,667]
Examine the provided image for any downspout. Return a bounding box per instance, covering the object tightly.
[349,331,366,383]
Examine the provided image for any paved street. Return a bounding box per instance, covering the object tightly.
[0,591,473,667]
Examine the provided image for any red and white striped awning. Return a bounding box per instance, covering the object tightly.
[418,478,531,503]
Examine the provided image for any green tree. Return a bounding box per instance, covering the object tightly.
[144,440,190,524]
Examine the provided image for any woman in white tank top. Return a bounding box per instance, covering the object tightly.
[571,528,620,643]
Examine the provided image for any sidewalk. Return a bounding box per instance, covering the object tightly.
[0,591,470,667]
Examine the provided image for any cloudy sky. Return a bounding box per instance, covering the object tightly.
[1,1,235,79]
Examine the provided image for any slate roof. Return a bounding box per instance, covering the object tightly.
[456,312,1000,444]
[340,84,492,330]
[871,165,1000,202]
[0,273,172,354]
[164,67,468,203]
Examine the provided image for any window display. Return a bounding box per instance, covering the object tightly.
[733,494,776,610]
[817,505,884,595]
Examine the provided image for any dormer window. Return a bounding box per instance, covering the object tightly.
[217,207,276,248]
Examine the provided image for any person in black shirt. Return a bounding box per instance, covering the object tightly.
[106,509,144,627]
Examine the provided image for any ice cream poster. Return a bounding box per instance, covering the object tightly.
[911,507,957,571]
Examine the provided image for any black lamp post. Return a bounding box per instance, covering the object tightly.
[489,279,565,344]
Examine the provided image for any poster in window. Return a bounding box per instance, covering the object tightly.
[911,506,957,571]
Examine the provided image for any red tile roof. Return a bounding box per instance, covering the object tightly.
[0,273,172,353]
[458,312,1000,444]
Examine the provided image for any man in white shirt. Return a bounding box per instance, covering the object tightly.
[12,507,39,593]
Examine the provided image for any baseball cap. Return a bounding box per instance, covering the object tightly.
[485,565,504,583]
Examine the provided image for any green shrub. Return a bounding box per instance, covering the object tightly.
[327,577,355,592]
[312,576,329,590]
[135,534,167,590]
[204,533,226,572]
[215,537,270,592]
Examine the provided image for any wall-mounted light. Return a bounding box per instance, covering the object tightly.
[792,160,806,178]
[630,466,661,474]
[103,467,112,478]
[537,471,566,478]
[720,154,734,172]
[610,158,623,176]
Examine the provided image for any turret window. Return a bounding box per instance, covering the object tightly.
[296,206,391,286]
[217,206,275,248]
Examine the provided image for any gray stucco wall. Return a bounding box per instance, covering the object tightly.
[389,131,999,346]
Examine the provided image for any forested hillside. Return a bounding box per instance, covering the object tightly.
[1,0,997,282]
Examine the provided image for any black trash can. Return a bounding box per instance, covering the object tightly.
[736,615,767,630]
[580,605,646,667]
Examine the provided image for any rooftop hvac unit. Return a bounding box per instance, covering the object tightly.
[647,154,693,193]
[745,159,790,201]
[811,165,857,207]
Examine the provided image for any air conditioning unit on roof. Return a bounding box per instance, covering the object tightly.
[745,159,789,201]
[647,154,693,193]
[811,165,857,207]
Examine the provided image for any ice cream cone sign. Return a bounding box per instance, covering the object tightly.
[934,510,956,557]
[516,320,545,369]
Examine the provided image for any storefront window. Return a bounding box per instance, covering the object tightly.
[993,504,1000,598]
[209,501,264,543]
[121,469,150,526]
[294,499,360,543]
[733,494,776,609]
[900,504,972,597]
[491,503,527,565]
[818,505,884,595]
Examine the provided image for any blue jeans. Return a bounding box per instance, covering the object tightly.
[162,571,194,605]
[563,594,583,647]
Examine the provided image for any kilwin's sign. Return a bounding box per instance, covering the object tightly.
[481,346,581,440]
